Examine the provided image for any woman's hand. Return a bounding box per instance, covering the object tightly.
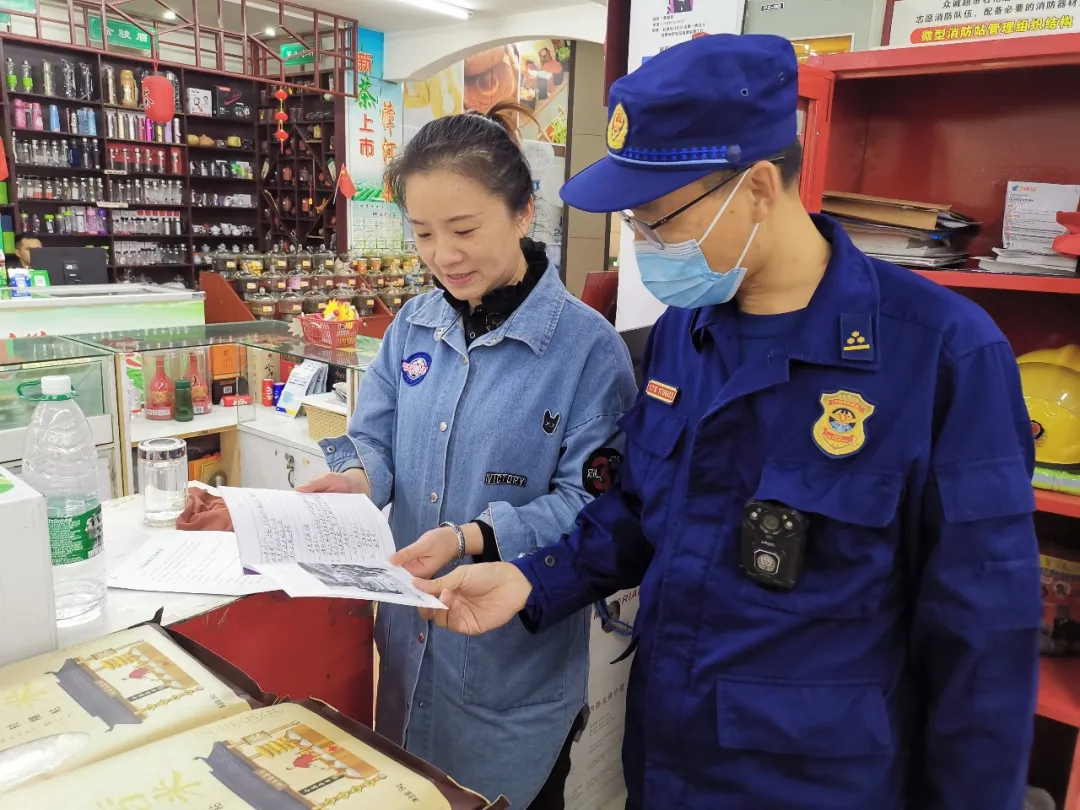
[414,563,533,634]
[391,523,483,579]
[297,469,372,497]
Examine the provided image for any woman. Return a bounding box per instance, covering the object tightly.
[300,103,637,809]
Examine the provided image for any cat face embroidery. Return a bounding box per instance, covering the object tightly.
[542,409,561,435]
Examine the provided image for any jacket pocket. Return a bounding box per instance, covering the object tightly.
[618,402,687,544]
[739,457,905,618]
[716,677,893,759]
[461,617,572,711]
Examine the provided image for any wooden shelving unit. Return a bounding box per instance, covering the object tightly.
[257,70,340,253]
[0,39,281,287]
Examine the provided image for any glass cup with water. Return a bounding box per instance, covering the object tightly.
[138,437,187,526]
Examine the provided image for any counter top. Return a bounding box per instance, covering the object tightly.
[56,490,239,649]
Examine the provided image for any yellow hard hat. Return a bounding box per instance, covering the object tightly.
[1018,345,1080,468]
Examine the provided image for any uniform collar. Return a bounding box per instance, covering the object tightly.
[691,214,881,371]
[406,263,566,357]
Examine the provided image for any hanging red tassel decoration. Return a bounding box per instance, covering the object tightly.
[142,74,175,123]
[273,87,289,150]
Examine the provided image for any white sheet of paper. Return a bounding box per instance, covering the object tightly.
[220,486,396,566]
[254,562,445,610]
[219,487,444,609]
[107,531,277,596]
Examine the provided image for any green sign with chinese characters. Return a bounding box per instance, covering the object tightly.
[280,42,314,66]
[88,15,153,54]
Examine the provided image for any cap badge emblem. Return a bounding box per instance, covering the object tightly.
[607,103,629,152]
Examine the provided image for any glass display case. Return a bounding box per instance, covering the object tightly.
[68,322,293,494]
[232,333,379,491]
[64,323,381,495]
[0,336,121,499]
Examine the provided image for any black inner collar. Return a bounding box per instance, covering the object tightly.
[441,237,549,345]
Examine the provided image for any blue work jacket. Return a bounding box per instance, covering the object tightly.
[321,265,637,808]
[516,216,1042,810]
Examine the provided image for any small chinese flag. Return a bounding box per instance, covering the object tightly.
[336,165,356,202]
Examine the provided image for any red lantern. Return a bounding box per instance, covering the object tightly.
[142,74,175,123]
[274,110,288,122]
[274,129,289,142]
[274,89,288,102]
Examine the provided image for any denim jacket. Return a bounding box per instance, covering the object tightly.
[320,265,637,808]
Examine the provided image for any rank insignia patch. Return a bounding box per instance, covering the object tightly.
[812,390,876,458]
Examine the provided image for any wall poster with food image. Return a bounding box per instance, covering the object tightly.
[403,64,465,128]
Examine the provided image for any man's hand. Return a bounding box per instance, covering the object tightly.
[414,563,533,634]
[297,469,371,496]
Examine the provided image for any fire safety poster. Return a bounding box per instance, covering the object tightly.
[627,0,745,69]
[891,0,1078,46]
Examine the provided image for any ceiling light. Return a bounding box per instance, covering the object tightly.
[264,26,276,36]
[162,9,177,20]
[395,0,472,20]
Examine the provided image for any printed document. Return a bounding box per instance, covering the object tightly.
[108,531,277,596]
[219,487,444,609]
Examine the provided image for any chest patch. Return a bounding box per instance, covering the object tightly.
[542,409,561,435]
[485,473,528,488]
[645,379,678,405]
[401,352,432,386]
[812,390,876,458]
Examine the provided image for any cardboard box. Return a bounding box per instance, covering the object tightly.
[0,466,56,667]
[209,344,244,380]
[1040,546,1080,656]
[185,87,212,116]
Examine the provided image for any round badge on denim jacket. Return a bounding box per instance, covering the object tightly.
[401,352,432,386]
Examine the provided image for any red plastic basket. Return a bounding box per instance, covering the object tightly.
[299,315,361,349]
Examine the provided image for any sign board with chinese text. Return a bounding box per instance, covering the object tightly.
[344,72,403,250]
[890,0,1078,45]
[354,25,385,80]
[279,42,314,66]
[628,0,745,68]
[87,15,153,54]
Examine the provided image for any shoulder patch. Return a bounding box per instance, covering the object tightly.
[583,447,622,497]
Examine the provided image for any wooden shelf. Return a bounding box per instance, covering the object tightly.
[914,269,1080,294]
[106,137,181,148]
[1036,490,1080,519]
[12,128,99,138]
[8,89,96,103]
[1038,657,1080,728]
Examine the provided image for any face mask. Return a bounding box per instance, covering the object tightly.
[634,170,760,309]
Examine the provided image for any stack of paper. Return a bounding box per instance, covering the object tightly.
[823,191,977,268]
[974,181,1080,277]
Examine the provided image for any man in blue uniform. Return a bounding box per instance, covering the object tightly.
[415,34,1042,809]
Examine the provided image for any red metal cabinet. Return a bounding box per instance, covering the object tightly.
[798,34,1080,809]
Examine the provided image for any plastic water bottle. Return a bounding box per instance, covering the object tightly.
[21,375,105,626]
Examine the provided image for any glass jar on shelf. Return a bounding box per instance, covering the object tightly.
[276,291,305,322]
[301,287,329,315]
[211,244,239,277]
[239,247,265,278]
[245,292,277,320]
[377,288,405,315]
[352,292,377,317]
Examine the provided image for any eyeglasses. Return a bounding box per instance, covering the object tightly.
[619,159,783,249]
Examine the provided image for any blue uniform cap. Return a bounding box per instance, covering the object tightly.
[560,33,799,213]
